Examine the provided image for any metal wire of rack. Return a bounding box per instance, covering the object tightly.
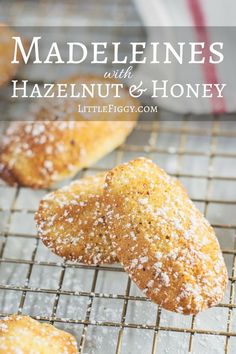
[0,1,236,354]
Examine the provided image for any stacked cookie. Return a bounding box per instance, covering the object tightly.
[35,157,228,315]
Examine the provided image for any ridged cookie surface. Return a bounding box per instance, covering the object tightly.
[0,25,24,86]
[0,315,78,353]
[0,75,138,188]
[104,157,228,315]
[35,173,117,264]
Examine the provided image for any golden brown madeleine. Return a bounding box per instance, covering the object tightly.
[0,315,78,353]
[0,75,139,188]
[104,157,228,315]
[0,24,25,87]
[35,173,118,264]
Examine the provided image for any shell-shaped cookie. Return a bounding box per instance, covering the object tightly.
[0,315,78,353]
[0,25,25,86]
[104,157,228,314]
[35,173,118,264]
[0,75,138,188]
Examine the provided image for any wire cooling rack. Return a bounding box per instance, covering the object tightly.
[0,115,236,354]
[0,1,236,354]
